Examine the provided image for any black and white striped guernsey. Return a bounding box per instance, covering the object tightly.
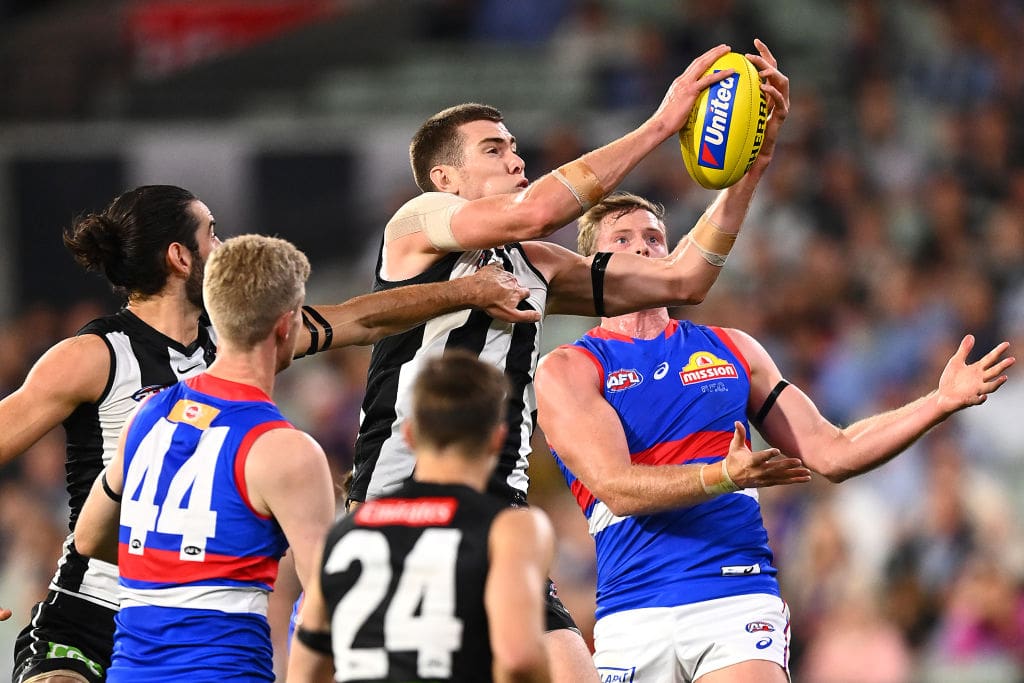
[351,242,548,505]
[52,309,216,609]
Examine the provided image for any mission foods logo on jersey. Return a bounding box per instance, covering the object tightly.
[606,369,643,392]
[698,72,737,170]
[679,351,738,385]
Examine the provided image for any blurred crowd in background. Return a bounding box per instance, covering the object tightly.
[1,1,1023,681]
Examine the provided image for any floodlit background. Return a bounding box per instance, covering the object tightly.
[0,1,1022,681]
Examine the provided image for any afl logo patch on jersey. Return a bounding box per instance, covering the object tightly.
[607,369,643,392]
[679,352,738,385]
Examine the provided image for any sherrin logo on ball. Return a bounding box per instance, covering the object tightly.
[679,51,767,190]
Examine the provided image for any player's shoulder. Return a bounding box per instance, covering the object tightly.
[392,191,467,219]
[491,506,554,554]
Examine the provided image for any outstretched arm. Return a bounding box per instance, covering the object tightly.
[294,263,539,356]
[735,330,1015,482]
[0,335,108,467]
[535,347,810,517]
[545,40,791,316]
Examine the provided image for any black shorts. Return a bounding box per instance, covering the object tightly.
[13,590,116,683]
[545,577,580,634]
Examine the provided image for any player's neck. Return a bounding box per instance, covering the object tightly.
[203,344,277,398]
[413,452,490,492]
[601,307,672,340]
[126,290,202,346]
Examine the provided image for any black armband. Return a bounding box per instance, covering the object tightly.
[590,252,613,318]
[754,379,790,426]
[101,472,122,503]
[302,305,333,352]
[296,625,333,655]
[298,309,319,358]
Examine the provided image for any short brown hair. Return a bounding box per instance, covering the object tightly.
[409,103,504,192]
[411,350,509,454]
[203,234,310,348]
[576,192,666,256]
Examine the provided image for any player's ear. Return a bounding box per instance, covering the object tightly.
[166,242,192,276]
[401,420,417,449]
[430,165,458,193]
[274,308,294,342]
[487,423,507,455]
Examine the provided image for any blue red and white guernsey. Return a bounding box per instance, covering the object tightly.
[110,373,291,682]
[551,320,779,620]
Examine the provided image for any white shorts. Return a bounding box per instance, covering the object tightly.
[592,593,791,683]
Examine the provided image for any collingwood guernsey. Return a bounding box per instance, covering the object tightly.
[351,232,547,506]
[53,309,215,607]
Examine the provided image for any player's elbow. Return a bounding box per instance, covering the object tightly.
[493,647,549,683]
[813,460,853,484]
[74,530,98,557]
[592,486,643,518]
[667,276,709,306]
[821,468,853,484]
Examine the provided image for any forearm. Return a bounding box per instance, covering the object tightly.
[508,122,669,242]
[704,160,765,236]
[581,119,668,197]
[285,645,334,683]
[301,278,482,352]
[590,463,715,517]
[821,392,947,481]
[74,475,121,563]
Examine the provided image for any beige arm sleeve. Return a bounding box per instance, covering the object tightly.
[384,191,468,251]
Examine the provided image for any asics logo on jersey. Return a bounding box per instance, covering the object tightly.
[679,351,738,385]
[653,361,670,380]
[606,369,643,392]
[698,73,737,170]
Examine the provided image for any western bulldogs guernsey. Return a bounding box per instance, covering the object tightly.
[352,235,547,505]
[15,309,214,683]
[553,320,779,620]
[110,373,290,682]
[321,481,506,682]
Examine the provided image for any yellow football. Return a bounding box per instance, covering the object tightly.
[679,52,767,190]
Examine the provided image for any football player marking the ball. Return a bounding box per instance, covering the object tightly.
[4,185,539,683]
[288,352,554,683]
[349,40,788,682]
[535,192,1015,683]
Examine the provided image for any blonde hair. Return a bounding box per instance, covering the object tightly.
[203,234,310,348]
[576,192,666,256]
